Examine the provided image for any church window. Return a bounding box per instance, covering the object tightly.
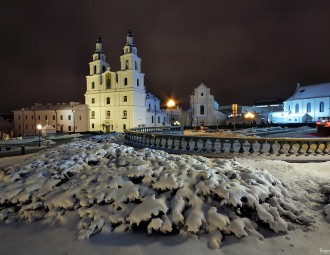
[18,115,20,120]
[135,61,138,70]
[91,82,95,89]
[31,115,34,120]
[79,116,81,121]
[307,103,311,113]
[125,60,129,70]
[123,110,127,119]
[295,103,299,113]
[91,98,95,104]
[106,111,110,119]
[94,66,97,74]
[158,116,160,123]
[106,97,110,104]
[152,116,154,123]
[68,115,71,121]
[124,78,128,85]
[91,111,95,119]
[116,73,118,82]
[320,101,325,112]
[38,115,40,120]
[60,115,63,120]
[288,105,291,112]
[201,93,203,96]
[123,124,127,130]
[200,105,205,115]
[100,75,102,85]
[106,78,111,89]
[102,66,106,72]
[149,103,151,110]
[53,115,55,120]
[25,115,27,120]
[137,79,139,86]
[92,123,94,129]
[124,96,128,102]
[45,115,48,120]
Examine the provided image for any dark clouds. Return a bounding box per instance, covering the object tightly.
[1,0,330,112]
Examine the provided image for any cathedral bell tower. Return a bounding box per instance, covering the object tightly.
[89,35,109,75]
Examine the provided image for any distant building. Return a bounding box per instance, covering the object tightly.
[0,114,12,135]
[85,31,168,133]
[146,92,168,126]
[270,83,330,123]
[13,102,89,137]
[190,83,227,126]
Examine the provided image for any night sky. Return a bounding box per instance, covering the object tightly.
[1,0,330,113]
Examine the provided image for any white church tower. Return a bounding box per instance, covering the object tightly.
[85,30,146,133]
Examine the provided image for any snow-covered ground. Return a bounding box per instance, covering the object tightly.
[0,137,329,255]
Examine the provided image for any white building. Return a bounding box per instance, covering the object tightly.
[13,102,89,136]
[146,92,168,126]
[270,83,330,123]
[85,31,167,133]
[190,83,227,126]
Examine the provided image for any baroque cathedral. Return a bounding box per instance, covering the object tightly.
[85,30,167,132]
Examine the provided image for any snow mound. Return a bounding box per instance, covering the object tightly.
[0,140,302,249]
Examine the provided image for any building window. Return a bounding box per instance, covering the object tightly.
[92,123,94,129]
[124,78,128,86]
[79,116,81,121]
[53,115,55,120]
[38,115,40,120]
[68,115,71,121]
[26,125,28,130]
[124,96,127,102]
[106,78,111,89]
[125,60,129,69]
[68,126,71,131]
[288,105,291,112]
[320,101,325,112]
[307,102,311,113]
[201,93,203,96]
[25,115,27,120]
[135,61,138,70]
[200,105,205,115]
[45,115,48,120]
[91,111,95,119]
[100,75,102,85]
[123,124,127,130]
[158,116,160,123]
[152,116,154,123]
[137,79,139,86]
[31,115,34,120]
[106,97,110,104]
[102,66,106,72]
[60,115,63,120]
[295,103,299,113]
[106,111,110,119]
[94,66,96,74]
[116,73,118,82]
[91,82,95,89]
[123,110,127,119]
[148,103,151,110]
[91,98,95,104]
[18,115,20,120]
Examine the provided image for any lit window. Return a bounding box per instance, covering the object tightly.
[124,96,127,102]
[320,101,325,112]
[123,110,127,119]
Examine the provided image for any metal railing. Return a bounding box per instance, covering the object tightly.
[125,126,330,157]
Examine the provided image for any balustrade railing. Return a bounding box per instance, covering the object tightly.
[125,126,330,157]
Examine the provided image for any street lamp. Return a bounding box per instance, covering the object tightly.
[37,124,42,147]
[167,99,175,126]
[244,112,255,132]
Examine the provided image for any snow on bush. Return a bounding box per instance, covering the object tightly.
[0,140,302,249]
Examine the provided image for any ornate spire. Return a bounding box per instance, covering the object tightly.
[96,34,102,43]
[126,28,134,46]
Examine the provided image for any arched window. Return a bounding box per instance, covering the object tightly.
[125,60,129,70]
[123,110,127,119]
[106,97,110,104]
[106,78,110,89]
[135,61,138,70]
[307,102,311,113]
[124,78,128,85]
[320,101,325,112]
[137,79,139,86]
[93,66,97,74]
[200,105,205,115]
[91,82,95,89]
[295,103,299,113]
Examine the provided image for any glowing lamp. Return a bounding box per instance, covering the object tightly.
[167,99,175,108]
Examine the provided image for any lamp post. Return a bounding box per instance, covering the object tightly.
[37,124,42,147]
[167,99,175,126]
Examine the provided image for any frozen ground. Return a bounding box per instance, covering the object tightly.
[0,138,329,255]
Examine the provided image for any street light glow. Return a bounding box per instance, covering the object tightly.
[37,124,42,130]
[244,112,255,119]
[167,99,175,108]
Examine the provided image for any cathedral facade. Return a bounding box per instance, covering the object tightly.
[85,30,167,133]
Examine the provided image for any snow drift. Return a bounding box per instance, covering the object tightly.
[0,138,303,249]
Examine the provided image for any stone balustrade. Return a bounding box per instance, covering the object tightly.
[125,126,330,157]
